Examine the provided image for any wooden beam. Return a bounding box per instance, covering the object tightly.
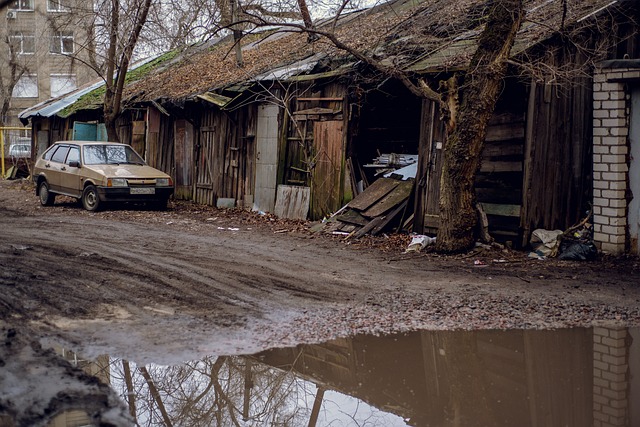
[297,97,343,102]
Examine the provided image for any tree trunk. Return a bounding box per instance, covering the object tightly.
[435,0,524,253]
[102,0,152,142]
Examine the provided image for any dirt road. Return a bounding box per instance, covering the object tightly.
[1,178,640,425]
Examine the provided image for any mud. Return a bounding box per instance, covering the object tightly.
[1,178,639,425]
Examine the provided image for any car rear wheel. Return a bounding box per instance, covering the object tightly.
[38,181,55,206]
[82,185,101,211]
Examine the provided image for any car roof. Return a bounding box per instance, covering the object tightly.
[52,141,125,146]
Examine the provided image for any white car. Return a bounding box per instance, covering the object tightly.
[9,143,31,159]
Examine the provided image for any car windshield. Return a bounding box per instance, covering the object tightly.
[83,144,145,165]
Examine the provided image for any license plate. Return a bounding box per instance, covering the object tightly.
[130,187,155,195]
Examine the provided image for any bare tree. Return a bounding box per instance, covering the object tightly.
[0,30,27,126]
[436,0,525,252]
[230,0,524,252]
[99,0,152,141]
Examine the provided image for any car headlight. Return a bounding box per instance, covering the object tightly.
[156,178,172,187]
[107,178,128,187]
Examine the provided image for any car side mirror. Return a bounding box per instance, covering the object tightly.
[69,161,81,168]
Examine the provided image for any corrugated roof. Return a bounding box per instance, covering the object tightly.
[19,55,164,122]
[18,79,104,122]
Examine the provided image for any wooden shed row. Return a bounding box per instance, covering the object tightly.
[19,0,640,250]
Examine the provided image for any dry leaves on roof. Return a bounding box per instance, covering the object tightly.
[125,0,622,101]
[125,0,421,102]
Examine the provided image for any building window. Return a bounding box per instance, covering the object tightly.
[8,0,34,10]
[50,31,74,54]
[9,32,35,55]
[12,75,38,98]
[47,0,69,12]
[50,74,76,97]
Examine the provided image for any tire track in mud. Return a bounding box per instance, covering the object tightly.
[0,213,373,327]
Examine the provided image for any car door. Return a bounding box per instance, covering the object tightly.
[58,145,83,197]
[44,145,70,192]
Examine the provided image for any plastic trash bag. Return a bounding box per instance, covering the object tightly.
[406,235,436,253]
[558,238,598,261]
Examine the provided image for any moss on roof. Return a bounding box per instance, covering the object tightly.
[58,49,183,117]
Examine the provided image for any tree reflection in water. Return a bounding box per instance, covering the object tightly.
[104,353,400,426]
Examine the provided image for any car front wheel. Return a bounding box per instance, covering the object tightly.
[82,185,101,211]
[38,181,55,206]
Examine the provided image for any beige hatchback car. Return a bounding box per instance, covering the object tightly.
[33,141,174,211]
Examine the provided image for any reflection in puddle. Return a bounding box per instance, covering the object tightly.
[51,327,639,426]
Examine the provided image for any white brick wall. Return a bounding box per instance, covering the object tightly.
[592,65,638,254]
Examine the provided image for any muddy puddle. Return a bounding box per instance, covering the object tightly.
[42,327,639,426]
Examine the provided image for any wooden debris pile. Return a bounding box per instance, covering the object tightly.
[322,177,415,238]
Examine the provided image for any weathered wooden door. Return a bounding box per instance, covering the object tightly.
[311,120,344,218]
[253,104,280,212]
[629,87,640,254]
[174,119,194,200]
[195,123,216,206]
[415,99,446,234]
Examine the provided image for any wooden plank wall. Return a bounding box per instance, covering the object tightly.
[130,106,174,177]
[194,106,256,208]
[416,79,527,244]
[521,73,593,245]
[476,98,526,243]
[414,98,446,234]
[174,119,194,200]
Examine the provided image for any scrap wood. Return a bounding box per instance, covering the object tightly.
[370,200,409,236]
[362,179,414,218]
[352,216,386,239]
[347,178,399,211]
[335,209,369,226]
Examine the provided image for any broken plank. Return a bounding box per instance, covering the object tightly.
[294,107,341,115]
[297,97,343,102]
[353,216,385,239]
[371,200,409,235]
[336,209,369,226]
[347,178,399,211]
[362,180,414,218]
[480,202,521,217]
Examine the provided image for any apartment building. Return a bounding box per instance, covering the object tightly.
[1,0,96,129]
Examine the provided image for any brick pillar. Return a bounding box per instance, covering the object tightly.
[593,326,630,426]
[592,67,632,254]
